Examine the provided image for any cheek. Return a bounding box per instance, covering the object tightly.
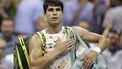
[59,13,63,18]
[46,15,50,21]
[46,13,52,19]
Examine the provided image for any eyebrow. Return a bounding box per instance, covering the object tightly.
[56,8,61,11]
[48,8,54,11]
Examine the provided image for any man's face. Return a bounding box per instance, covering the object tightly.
[108,32,119,51]
[45,5,63,27]
[1,20,14,37]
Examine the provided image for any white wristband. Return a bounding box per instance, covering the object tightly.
[92,47,101,54]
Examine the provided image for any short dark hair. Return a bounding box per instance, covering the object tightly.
[43,0,64,13]
[109,29,121,36]
[110,29,118,34]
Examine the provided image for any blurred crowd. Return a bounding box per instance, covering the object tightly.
[0,0,122,69]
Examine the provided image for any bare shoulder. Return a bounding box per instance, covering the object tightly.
[72,26,89,37]
[29,33,42,49]
[30,34,41,42]
[72,26,87,31]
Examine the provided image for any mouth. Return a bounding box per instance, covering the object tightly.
[51,17,58,20]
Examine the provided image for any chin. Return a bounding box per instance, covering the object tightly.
[50,22,60,27]
[52,24,59,27]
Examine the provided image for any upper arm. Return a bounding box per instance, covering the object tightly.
[29,34,43,65]
[74,27,102,42]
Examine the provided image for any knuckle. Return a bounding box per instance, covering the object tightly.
[84,61,88,64]
[87,55,92,58]
[88,57,92,60]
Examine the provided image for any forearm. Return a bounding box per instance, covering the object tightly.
[31,48,62,69]
[102,27,110,37]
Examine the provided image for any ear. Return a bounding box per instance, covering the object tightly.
[61,13,63,18]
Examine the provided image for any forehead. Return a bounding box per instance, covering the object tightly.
[47,5,61,9]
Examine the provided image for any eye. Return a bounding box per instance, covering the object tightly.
[48,8,54,12]
[56,8,61,11]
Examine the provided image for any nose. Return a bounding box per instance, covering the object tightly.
[53,10,57,16]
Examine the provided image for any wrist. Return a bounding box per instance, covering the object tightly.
[91,47,102,54]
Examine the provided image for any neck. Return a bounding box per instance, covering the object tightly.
[46,24,62,34]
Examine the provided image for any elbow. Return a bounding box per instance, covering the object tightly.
[30,58,37,66]
[30,59,44,69]
[29,56,41,66]
[30,57,50,69]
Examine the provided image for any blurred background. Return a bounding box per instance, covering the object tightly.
[0,0,122,69]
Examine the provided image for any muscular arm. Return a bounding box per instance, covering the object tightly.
[29,34,75,69]
[29,34,62,69]
[74,27,110,52]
